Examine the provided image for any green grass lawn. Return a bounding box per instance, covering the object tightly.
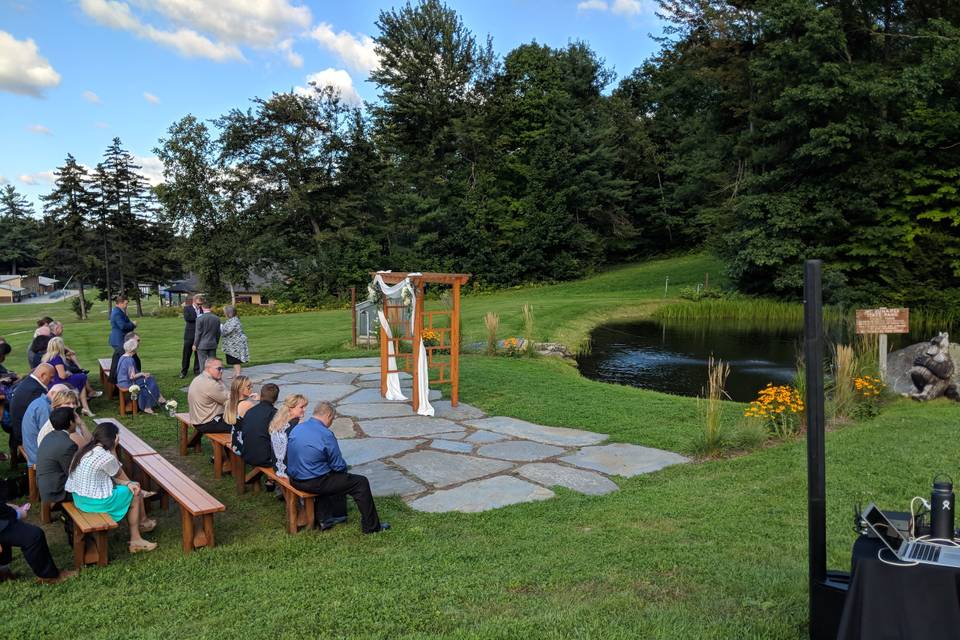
[0,254,953,639]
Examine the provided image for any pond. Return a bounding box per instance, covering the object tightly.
[576,320,801,402]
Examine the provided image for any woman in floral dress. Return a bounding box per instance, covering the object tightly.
[220,305,250,376]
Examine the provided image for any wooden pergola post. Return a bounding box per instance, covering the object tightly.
[451,280,461,407]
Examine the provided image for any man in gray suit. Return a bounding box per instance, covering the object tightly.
[192,296,221,372]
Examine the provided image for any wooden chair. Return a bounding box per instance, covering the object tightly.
[62,503,118,569]
[135,454,225,553]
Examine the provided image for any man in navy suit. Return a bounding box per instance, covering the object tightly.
[179,295,201,379]
[108,296,136,385]
[6,363,53,454]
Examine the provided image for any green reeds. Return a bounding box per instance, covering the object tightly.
[484,312,499,356]
[521,304,534,354]
[697,356,730,456]
[654,298,845,331]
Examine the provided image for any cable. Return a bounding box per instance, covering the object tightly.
[877,547,919,567]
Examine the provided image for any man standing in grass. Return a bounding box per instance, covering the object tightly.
[193,297,220,372]
[287,402,390,534]
[108,296,135,385]
[179,295,200,379]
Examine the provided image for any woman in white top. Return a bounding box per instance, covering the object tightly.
[65,421,158,553]
[36,388,90,448]
[268,394,308,478]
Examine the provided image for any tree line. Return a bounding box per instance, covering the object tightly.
[4,0,958,309]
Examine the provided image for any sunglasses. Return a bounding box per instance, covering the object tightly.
[214,367,225,371]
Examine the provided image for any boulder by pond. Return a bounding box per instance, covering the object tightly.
[886,339,960,397]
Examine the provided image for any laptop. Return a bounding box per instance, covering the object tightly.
[862,502,960,567]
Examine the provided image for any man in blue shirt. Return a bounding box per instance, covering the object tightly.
[287,402,389,534]
[21,384,68,468]
[108,296,136,385]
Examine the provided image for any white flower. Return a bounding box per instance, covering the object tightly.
[128,384,141,394]
[401,284,415,307]
[165,399,178,410]
[367,283,377,302]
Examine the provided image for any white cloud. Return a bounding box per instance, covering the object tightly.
[83,89,101,103]
[577,0,608,10]
[95,121,110,129]
[309,23,379,75]
[80,0,311,63]
[295,68,362,105]
[0,176,7,185]
[143,91,160,104]
[612,0,643,15]
[28,124,52,135]
[19,171,56,186]
[278,38,303,68]
[0,30,61,97]
[134,155,164,186]
[80,0,244,62]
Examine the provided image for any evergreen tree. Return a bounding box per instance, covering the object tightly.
[0,185,40,274]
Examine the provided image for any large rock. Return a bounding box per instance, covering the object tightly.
[339,437,423,466]
[351,461,425,497]
[463,417,608,447]
[476,441,566,462]
[561,443,688,477]
[359,416,463,438]
[330,417,356,440]
[887,341,960,395]
[516,463,619,496]
[391,450,512,487]
[430,400,486,421]
[337,403,416,420]
[408,476,554,513]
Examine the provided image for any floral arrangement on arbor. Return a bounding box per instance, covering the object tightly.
[743,383,805,438]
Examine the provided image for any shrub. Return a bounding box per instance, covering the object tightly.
[71,296,94,319]
[678,285,723,301]
[852,375,884,419]
[502,337,524,358]
[744,383,805,439]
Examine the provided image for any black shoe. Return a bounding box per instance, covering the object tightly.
[178,373,187,379]
[319,515,348,531]
[365,522,391,534]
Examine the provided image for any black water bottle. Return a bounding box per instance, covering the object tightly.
[931,474,955,541]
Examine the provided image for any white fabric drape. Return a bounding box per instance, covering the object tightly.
[374,272,434,416]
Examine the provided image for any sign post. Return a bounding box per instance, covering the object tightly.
[855,307,910,382]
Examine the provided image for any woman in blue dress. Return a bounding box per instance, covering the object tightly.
[42,337,95,416]
[116,338,165,414]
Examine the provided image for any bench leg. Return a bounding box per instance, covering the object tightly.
[202,514,215,549]
[181,508,194,554]
[233,455,245,495]
[304,497,315,530]
[28,466,38,503]
[191,431,202,453]
[119,391,127,416]
[41,501,52,524]
[212,442,223,479]
[95,532,109,567]
[284,490,298,534]
[73,533,85,570]
[178,420,188,456]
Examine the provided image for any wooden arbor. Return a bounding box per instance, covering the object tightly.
[375,272,470,411]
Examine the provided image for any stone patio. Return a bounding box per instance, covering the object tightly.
[212,358,690,513]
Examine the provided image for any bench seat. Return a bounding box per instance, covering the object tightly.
[98,358,115,399]
[176,413,202,456]
[62,502,118,569]
[256,466,317,534]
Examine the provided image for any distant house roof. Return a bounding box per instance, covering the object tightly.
[166,272,275,295]
[0,275,20,282]
[0,284,26,293]
[38,276,58,286]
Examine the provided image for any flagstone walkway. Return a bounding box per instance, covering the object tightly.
[219,358,689,513]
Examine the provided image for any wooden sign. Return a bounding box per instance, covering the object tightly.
[855,307,909,334]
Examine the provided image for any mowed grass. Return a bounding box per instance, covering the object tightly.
[0,254,953,639]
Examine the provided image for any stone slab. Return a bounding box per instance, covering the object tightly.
[327,357,382,368]
[464,417,608,447]
[338,403,416,420]
[464,430,509,444]
[431,400,486,421]
[560,443,689,477]
[360,416,463,438]
[352,461,425,497]
[278,370,358,385]
[274,383,359,404]
[331,417,356,440]
[242,363,312,376]
[328,367,381,375]
[516,463,619,496]
[430,439,473,454]
[339,437,424,466]
[476,441,566,462]
[294,359,326,369]
[391,450,512,488]
[359,371,411,382]
[431,431,468,441]
[408,476,555,513]
[338,387,409,404]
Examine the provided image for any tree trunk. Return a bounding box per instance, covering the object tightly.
[79,282,88,320]
[229,282,236,306]
[134,290,143,317]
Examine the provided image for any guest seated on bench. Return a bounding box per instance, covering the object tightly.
[21,384,70,468]
[116,339,166,415]
[37,388,88,448]
[224,375,256,454]
[240,383,279,469]
[27,317,53,369]
[37,407,80,541]
[42,338,95,417]
[0,489,75,584]
[268,394,308,478]
[8,363,54,454]
[287,401,390,534]
[66,422,157,554]
[187,358,229,434]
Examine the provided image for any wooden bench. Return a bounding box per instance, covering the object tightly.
[98,358,116,399]
[254,466,317,534]
[135,454,225,553]
[17,445,39,503]
[204,432,236,481]
[95,418,155,482]
[176,413,203,456]
[117,387,139,416]
[62,502,118,569]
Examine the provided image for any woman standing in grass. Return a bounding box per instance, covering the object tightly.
[220,306,249,377]
[66,421,158,553]
[268,394,308,478]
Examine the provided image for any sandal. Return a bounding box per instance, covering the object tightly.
[128,540,157,553]
[139,519,157,533]
[81,409,95,417]
[140,490,157,500]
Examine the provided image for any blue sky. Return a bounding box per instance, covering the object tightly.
[0,0,667,209]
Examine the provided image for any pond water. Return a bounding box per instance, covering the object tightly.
[576,320,801,402]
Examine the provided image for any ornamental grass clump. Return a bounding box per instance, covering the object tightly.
[832,344,856,421]
[521,304,534,355]
[484,312,499,355]
[696,356,730,456]
[744,383,805,439]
